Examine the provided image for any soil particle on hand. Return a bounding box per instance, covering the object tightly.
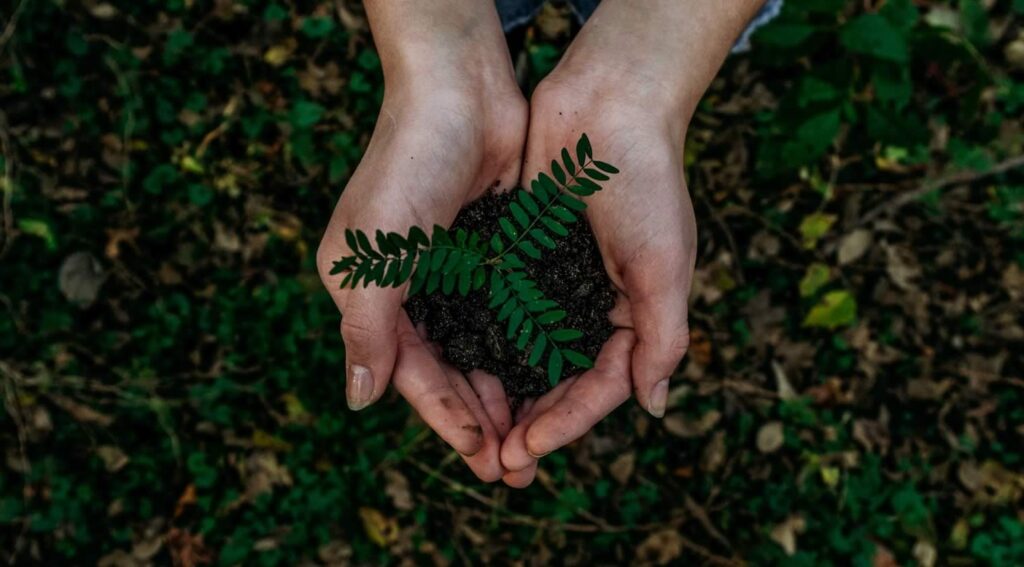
[405,190,615,403]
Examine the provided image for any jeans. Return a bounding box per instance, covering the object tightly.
[494,0,784,52]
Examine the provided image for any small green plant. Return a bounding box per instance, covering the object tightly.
[330,134,619,385]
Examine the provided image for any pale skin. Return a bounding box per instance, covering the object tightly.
[316,0,766,487]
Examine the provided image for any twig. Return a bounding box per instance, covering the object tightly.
[858,154,1024,226]
[0,0,27,55]
[407,457,608,532]
[698,192,745,285]
[0,110,15,259]
[0,362,32,565]
[408,457,744,565]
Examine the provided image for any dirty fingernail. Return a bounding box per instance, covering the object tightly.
[347,364,374,411]
[648,379,669,418]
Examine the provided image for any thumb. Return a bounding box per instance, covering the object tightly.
[318,218,404,412]
[339,289,402,410]
[626,259,692,419]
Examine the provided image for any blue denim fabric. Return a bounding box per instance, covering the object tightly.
[495,0,784,53]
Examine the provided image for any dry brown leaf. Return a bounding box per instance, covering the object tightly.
[318,540,354,566]
[906,378,953,401]
[884,243,921,291]
[664,410,720,439]
[165,528,212,567]
[49,394,114,426]
[58,251,107,308]
[634,529,685,566]
[688,328,712,366]
[772,360,799,401]
[700,431,727,473]
[243,451,293,500]
[97,445,129,472]
[756,421,786,453]
[609,451,636,484]
[838,228,873,265]
[174,484,197,519]
[770,515,806,556]
[872,543,898,567]
[914,540,937,567]
[384,469,414,511]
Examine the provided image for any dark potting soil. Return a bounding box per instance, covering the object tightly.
[405,190,615,401]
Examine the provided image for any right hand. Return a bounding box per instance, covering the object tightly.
[316,3,528,482]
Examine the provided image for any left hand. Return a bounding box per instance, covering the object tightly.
[497,0,765,485]
[498,75,697,483]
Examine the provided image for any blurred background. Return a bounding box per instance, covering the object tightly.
[1,0,1023,565]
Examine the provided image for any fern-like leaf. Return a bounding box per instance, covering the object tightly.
[333,225,485,295]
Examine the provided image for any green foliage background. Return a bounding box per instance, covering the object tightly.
[1,0,1023,564]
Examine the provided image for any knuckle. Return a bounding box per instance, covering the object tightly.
[666,327,691,359]
[340,311,379,346]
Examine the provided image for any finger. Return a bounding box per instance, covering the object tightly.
[502,461,538,489]
[500,376,578,472]
[448,367,505,483]
[524,330,636,458]
[625,256,691,418]
[469,371,512,438]
[338,290,403,411]
[392,316,484,457]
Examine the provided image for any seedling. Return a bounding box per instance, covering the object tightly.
[330,134,619,385]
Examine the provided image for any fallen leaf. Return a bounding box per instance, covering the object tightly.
[609,451,636,484]
[664,410,721,438]
[90,3,118,19]
[174,484,196,519]
[803,290,858,329]
[906,378,953,401]
[914,540,937,567]
[799,212,837,249]
[1006,36,1024,69]
[59,251,107,307]
[358,507,399,547]
[688,327,712,366]
[770,515,806,556]
[634,529,684,566]
[263,39,297,67]
[799,262,832,297]
[318,540,353,565]
[772,360,799,401]
[96,446,129,472]
[384,469,414,511]
[872,543,898,567]
[884,243,921,291]
[104,228,139,259]
[165,528,212,567]
[252,429,293,452]
[700,431,727,473]
[243,451,293,499]
[838,228,873,265]
[756,421,785,453]
[49,394,113,426]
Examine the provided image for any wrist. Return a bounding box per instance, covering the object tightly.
[365,1,516,99]
[547,0,766,126]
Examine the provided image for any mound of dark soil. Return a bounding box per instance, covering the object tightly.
[405,190,615,401]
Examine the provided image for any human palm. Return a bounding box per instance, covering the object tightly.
[499,81,697,482]
[316,84,528,481]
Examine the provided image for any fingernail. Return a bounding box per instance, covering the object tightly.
[648,379,669,418]
[347,364,374,411]
[527,449,550,459]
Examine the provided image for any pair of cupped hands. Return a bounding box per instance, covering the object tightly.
[316,11,701,488]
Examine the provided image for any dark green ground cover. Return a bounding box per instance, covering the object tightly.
[1,0,1023,564]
